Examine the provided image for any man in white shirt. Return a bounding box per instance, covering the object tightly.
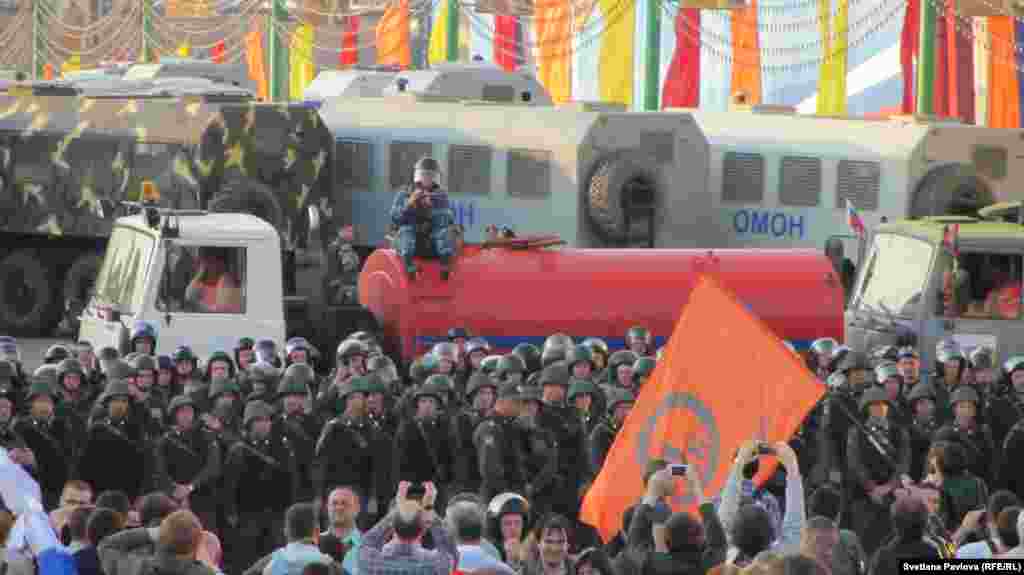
[446,501,515,574]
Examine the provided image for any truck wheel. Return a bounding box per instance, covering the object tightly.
[586,152,660,243]
[62,252,102,333]
[910,163,995,218]
[208,178,285,231]
[0,250,56,335]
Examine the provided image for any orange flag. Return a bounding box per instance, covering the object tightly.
[988,16,1019,128]
[579,274,824,543]
[535,0,572,102]
[43,63,54,80]
[245,21,269,101]
[729,0,762,104]
[376,0,411,68]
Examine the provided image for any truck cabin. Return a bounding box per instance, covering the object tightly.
[848,213,1024,368]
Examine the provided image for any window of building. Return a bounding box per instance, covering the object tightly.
[334,139,372,192]
[721,151,764,203]
[158,244,246,314]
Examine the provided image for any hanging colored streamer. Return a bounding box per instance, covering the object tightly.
[933,4,947,116]
[211,40,226,64]
[974,18,989,124]
[1015,19,1024,123]
[899,0,919,113]
[661,7,699,108]
[43,63,54,80]
[945,6,973,122]
[428,0,450,64]
[730,0,761,104]
[535,0,572,103]
[245,24,269,101]
[340,16,360,67]
[494,16,518,71]
[598,0,635,106]
[376,0,411,68]
[815,0,846,115]
[988,16,1019,128]
[177,41,191,58]
[289,24,315,100]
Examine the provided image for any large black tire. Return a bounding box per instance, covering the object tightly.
[585,152,661,243]
[910,163,995,218]
[0,250,57,335]
[62,252,102,334]
[207,177,285,231]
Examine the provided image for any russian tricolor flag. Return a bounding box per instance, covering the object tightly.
[846,199,866,239]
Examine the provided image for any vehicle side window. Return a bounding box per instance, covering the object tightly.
[941,252,1022,320]
[158,245,246,314]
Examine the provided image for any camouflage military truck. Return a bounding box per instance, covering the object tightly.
[0,87,342,336]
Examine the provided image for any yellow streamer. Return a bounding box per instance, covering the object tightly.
[597,0,635,106]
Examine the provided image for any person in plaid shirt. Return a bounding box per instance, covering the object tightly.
[357,481,457,575]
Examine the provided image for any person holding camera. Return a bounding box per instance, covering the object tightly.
[718,440,805,566]
[356,480,457,574]
[388,157,456,281]
[621,461,727,574]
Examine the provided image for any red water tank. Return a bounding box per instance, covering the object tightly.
[358,246,845,361]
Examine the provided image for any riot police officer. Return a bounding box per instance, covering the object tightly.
[935,386,996,486]
[475,382,531,502]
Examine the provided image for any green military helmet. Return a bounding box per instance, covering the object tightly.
[167,395,196,417]
[243,400,275,428]
[633,357,657,384]
[432,342,458,362]
[537,362,570,388]
[875,362,901,384]
[247,362,282,390]
[543,333,574,355]
[906,383,937,404]
[172,346,195,364]
[1004,356,1024,375]
[43,344,71,365]
[581,338,609,358]
[208,380,242,401]
[131,354,158,375]
[625,326,652,348]
[608,350,638,373]
[205,350,236,379]
[409,355,438,384]
[336,340,369,365]
[282,363,316,390]
[950,386,980,406]
[276,375,308,398]
[56,358,85,383]
[858,386,890,412]
[970,346,996,370]
[341,375,375,401]
[466,372,498,400]
[100,380,134,405]
[32,364,59,391]
[607,388,636,413]
[496,354,527,382]
[367,355,400,384]
[480,355,503,376]
[512,343,542,374]
[0,360,16,386]
[565,345,594,371]
[424,373,454,393]
[540,346,568,369]
[363,373,388,396]
[831,348,869,374]
[567,378,599,403]
[25,378,58,402]
[413,383,446,405]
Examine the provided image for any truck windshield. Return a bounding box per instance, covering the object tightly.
[92,226,155,311]
[854,233,934,318]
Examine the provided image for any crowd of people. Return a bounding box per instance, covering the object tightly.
[0,323,1021,575]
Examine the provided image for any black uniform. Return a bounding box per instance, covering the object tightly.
[589,417,619,473]
[78,416,150,500]
[1000,420,1024,499]
[452,407,487,493]
[934,422,997,486]
[393,415,454,495]
[907,417,940,481]
[537,402,590,518]
[274,412,323,502]
[474,414,531,502]
[314,415,388,503]
[153,425,222,531]
[986,391,1023,451]
[13,416,76,508]
[846,420,911,556]
[223,433,299,574]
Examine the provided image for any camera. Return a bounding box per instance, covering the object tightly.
[755,442,776,456]
[669,464,689,476]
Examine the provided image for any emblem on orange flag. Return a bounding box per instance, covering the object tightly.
[579,274,825,542]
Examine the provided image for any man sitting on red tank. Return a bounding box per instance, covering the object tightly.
[389,156,456,281]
